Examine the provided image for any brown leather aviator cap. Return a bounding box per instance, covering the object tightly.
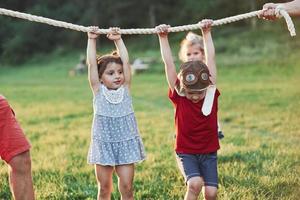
[176,60,211,95]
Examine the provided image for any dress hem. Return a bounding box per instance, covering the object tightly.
[88,157,146,166]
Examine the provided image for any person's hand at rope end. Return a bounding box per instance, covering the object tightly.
[155,24,170,37]
[107,27,121,41]
[258,3,278,20]
[87,26,100,39]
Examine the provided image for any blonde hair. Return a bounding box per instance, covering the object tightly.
[178,32,204,62]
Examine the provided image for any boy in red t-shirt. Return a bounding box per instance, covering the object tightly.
[0,95,35,200]
[156,20,219,200]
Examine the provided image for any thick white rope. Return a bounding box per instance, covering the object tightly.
[275,5,296,36]
[0,7,296,36]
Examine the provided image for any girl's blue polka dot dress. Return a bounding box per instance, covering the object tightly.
[88,84,146,166]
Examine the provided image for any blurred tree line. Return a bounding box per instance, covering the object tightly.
[0,0,287,64]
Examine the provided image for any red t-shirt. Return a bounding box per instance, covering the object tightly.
[168,88,220,154]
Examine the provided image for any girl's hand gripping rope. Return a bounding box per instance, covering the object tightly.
[107,27,121,41]
[87,26,100,39]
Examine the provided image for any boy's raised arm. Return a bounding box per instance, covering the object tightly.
[201,20,217,85]
[156,24,178,91]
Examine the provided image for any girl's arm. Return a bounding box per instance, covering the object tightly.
[201,19,217,85]
[86,26,101,94]
[156,24,177,91]
[107,28,131,88]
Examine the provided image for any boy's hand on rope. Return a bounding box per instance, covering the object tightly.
[155,24,170,37]
[200,19,213,34]
[87,26,100,39]
[258,3,278,20]
[107,27,121,41]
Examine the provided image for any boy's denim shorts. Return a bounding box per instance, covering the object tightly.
[176,152,218,188]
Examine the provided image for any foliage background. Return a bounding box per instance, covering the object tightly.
[0,0,291,64]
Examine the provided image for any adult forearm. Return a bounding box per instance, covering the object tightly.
[281,0,300,16]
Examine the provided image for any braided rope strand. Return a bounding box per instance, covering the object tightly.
[0,7,296,36]
[276,7,296,36]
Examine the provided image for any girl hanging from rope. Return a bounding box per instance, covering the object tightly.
[156,19,220,200]
[178,31,224,140]
[86,26,146,200]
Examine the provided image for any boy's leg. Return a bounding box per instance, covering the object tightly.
[115,164,134,200]
[95,165,114,200]
[200,152,218,200]
[176,153,204,200]
[8,151,34,200]
[185,177,204,200]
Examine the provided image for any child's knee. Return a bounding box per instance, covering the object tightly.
[204,186,217,200]
[99,183,112,196]
[119,182,133,195]
[187,177,204,195]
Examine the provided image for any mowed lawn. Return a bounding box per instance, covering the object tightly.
[0,49,300,199]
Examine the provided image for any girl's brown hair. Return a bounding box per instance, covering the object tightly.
[96,51,123,79]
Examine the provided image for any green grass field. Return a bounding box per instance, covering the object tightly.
[1,32,300,199]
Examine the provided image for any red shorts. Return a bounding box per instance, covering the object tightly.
[0,95,31,163]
